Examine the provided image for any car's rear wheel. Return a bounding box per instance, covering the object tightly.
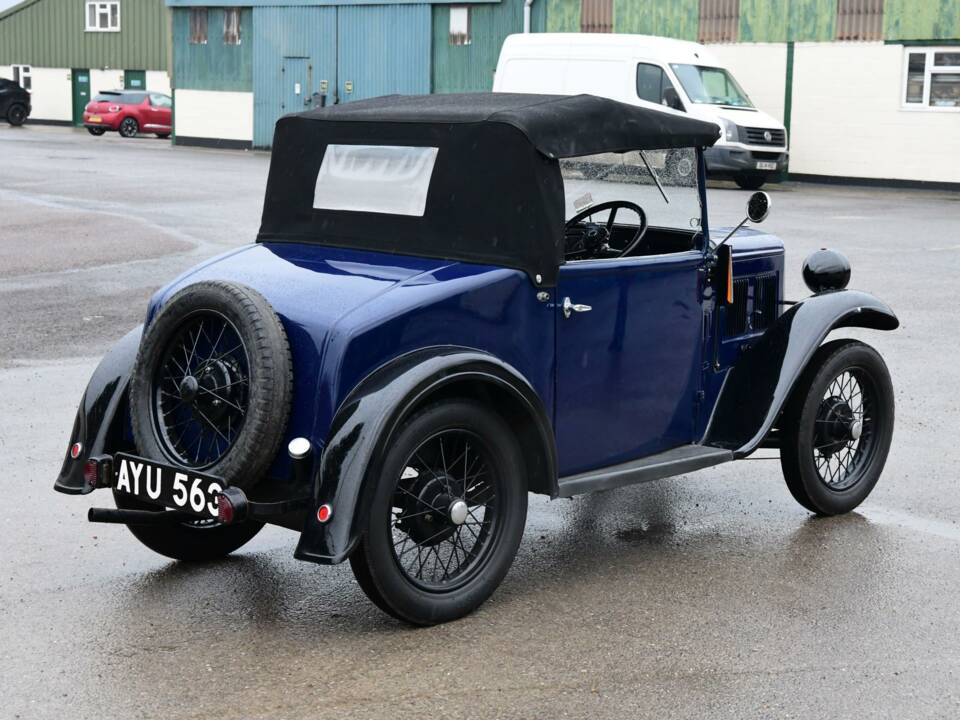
[779,339,894,515]
[113,489,264,561]
[350,400,527,625]
[87,126,106,136]
[155,133,170,139]
[735,173,766,190]
[128,281,293,490]
[7,103,27,126]
[118,117,139,138]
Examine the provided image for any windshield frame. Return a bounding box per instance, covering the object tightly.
[670,64,754,108]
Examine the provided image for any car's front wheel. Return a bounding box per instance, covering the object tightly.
[779,339,894,515]
[7,103,27,126]
[350,400,527,625]
[87,126,106,136]
[118,117,139,138]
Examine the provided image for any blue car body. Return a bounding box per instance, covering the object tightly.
[55,93,898,568]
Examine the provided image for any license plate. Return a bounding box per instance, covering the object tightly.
[756,161,777,171]
[88,115,102,123]
[113,453,224,519]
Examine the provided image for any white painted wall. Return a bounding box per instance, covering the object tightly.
[791,42,960,183]
[89,68,126,97]
[708,43,788,124]
[27,67,72,121]
[174,89,253,141]
[146,71,171,96]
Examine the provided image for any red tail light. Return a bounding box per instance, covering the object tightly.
[108,105,120,113]
[83,460,99,487]
[217,494,235,524]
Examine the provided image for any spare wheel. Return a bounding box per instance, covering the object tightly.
[128,281,293,489]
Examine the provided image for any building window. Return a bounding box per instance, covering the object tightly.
[902,48,960,110]
[698,0,739,43]
[12,65,31,91]
[85,1,120,32]
[448,6,471,46]
[223,8,241,45]
[190,8,208,45]
[580,0,612,33]
[836,0,883,41]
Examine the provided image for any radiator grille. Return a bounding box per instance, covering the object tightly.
[753,273,778,331]
[726,278,749,336]
[740,126,786,146]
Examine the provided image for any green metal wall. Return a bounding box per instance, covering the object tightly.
[885,0,960,41]
[172,7,252,90]
[431,0,545,92]
[739,0,835,42]
[614,0,697,38]
[545,0,578,32]
[0,0,168,69]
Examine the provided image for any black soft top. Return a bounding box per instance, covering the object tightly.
[258,93,719,286]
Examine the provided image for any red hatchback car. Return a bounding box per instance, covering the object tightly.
[83,90,172,139]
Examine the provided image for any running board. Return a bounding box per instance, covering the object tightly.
[556,445,734,498]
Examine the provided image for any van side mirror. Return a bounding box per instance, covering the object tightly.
[662,88,685,112]
[747,191,771,223]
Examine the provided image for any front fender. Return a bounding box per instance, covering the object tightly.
[294,347,556,565]
[704,290,897,456]
[54,326,142,494]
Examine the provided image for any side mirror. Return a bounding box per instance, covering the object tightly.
[747,191,771,223]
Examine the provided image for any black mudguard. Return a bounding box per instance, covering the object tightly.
[54,326,142,494]
[294,348,556,565]
[704,290,898,456]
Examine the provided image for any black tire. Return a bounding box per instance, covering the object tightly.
[114,489,264,561]
[350,400,527,625]
[7,103,27,126]
[735,174,766,190]
[128,281,293,489]
[155,133,170,139]
[118,116,139,138]
[87,126,106,136]
[779,339,894,515]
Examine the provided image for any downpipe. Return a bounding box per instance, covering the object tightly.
[523,0,535,33]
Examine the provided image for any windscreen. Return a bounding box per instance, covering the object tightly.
[670,65,753,108]
[560,147,701,233]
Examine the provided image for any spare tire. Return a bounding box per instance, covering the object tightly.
[128,281,293,489]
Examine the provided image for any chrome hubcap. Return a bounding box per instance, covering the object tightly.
[449,499,468,526]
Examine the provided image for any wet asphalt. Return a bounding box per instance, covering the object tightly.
[1,124,959,719]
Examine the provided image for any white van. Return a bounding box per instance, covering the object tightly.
[494,33,788,189]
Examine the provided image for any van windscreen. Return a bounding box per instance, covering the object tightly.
[670,65,753,108]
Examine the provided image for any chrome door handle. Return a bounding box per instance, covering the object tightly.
[562,296,592,319]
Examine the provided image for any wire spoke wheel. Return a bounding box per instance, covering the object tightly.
[811,369,875,491]
[152,311,250,470]
[389,429,501,592]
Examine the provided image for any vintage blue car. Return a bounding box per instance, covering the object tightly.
[56,93,897,625]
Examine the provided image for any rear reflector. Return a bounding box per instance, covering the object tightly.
[317,504,332,523]
[70,442,83,459]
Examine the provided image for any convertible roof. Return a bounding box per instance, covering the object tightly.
[292,92,720,157]
[258,93,714,286]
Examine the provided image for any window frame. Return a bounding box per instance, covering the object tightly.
[189,8,209,45]
[12,64,31,91]
[900,46,960,113]
[448,6,471,46]
[84,1,121,32]
[223,7,241,46]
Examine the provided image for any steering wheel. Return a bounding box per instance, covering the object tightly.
[564,200,648,261]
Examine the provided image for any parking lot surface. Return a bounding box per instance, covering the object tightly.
[2,124,960,719]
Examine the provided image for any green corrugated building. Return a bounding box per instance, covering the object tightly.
[0,0,170,124]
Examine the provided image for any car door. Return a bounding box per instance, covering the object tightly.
[555,252,705,476]
[148,93,172,132]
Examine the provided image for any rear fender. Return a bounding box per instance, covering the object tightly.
[704,290,897,456]
[54,326,142,494]
[294,348,556,565]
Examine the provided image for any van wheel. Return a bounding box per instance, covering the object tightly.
[350,400,527,625]
[735,174,766,190]
[779,340,894,515]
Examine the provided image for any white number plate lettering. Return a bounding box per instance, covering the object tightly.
[114,453,223,519]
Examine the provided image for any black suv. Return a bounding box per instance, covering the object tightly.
[1,78,31,126]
